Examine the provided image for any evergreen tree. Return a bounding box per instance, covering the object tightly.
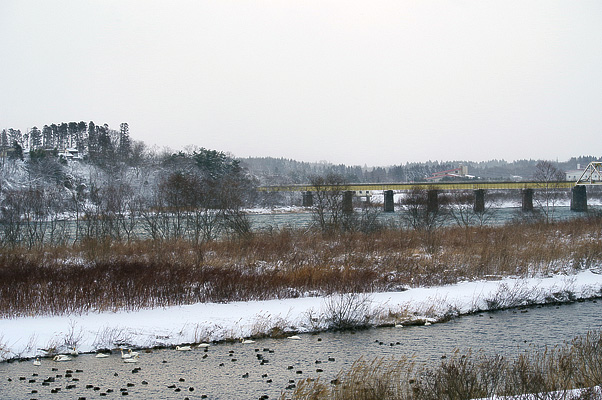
[88,121,98,159]
[9,141,23,161]
[68,122,78,148]
[58,123,68,149]
[50,124,58,148]
[7,128,22,147]
[119,122,131,160]
[42,125,52,148]
[76,121,87,154]
[29,126,42,149]
[1,129,8,147]
[97,124,113,159]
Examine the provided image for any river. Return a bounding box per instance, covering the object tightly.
[1,300,601,400]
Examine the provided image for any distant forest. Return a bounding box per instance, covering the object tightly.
[240,155,601,185]
[3,121,601,186]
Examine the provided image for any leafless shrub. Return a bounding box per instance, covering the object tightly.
[0,335,11,361]
[193,323,218,344]
[62,319,84,350]
[249,311,292,338]
[484,281,541,310]
[92,326,133,349]
[323,293,373,330]
[40,336,62,357]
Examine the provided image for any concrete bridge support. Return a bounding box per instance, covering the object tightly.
[384,190,395,212]
[302,191,313,207]
[427,190,439,213]
[571,185,587,212]
[473,189,485,213]
[522,189,534,212]
[343,191,354,214]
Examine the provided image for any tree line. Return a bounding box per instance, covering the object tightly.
[241,155,602,185]
[1,121,133,166]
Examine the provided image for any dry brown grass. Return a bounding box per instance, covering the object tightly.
[1,215,601,317]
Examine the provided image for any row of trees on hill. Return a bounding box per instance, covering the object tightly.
[1,121,133,166]
[0,137,257,249]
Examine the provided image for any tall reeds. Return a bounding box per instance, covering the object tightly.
[1,216,601,317]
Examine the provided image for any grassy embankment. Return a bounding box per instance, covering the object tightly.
[1,215,601,318]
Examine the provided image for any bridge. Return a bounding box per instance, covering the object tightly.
[259,162,602,213]
[258,180,575,192]
[259,180,583,213]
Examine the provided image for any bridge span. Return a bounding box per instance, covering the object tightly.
[259,180,588,213]
[259,180,575,192]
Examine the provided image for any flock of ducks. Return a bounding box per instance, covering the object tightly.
[33,336,303,366]
[13,334,345,399]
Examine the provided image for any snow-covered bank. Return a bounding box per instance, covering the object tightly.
[2,270,602,361]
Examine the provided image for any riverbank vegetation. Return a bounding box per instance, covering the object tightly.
[286,330,602,400]
[1,214,601,318]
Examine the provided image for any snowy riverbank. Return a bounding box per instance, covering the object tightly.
[2,269,602,361]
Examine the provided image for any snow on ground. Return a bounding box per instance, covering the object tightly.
[473,386,602,400]
[2,270,602,361]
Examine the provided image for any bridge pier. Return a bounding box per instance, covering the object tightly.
[473,189,485,212]
[571,185,587,212]
[427,190,438,212]
[384,190,395,212]
[302,191,313,207]
[343,191,354,214]
[522,189,534,212]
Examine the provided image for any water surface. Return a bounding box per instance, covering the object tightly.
[2,300,601,400]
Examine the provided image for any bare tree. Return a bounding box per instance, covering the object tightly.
[400,187,448,254]
[400,187,447,231]
[309,173,349,234]
[448,190,499,227]
[533,161,566,223]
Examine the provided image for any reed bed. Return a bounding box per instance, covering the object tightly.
[286,330,602,400]
[1,216,602,317]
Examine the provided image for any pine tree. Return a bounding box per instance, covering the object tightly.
[68,122,78,149]
[58,123,68,150]
[50,124,58,148]
[1,129,8,147]
[42,125,52,148]
[7,128,22,147]
[88,121,97,159]
[29,126,42,149]
[119,122,131,160]
[76,121,87,154]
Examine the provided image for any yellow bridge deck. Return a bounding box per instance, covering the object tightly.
[259,181,576,192]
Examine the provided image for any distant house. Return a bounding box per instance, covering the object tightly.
[566,164,586,181]
[567,163,602,182]
[426,165,474,181]
[58,148,81,160]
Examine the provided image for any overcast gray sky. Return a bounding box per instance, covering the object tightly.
[2,1,601,166]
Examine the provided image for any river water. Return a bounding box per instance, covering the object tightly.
[2,300,601,400]
[249,205,587,231]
